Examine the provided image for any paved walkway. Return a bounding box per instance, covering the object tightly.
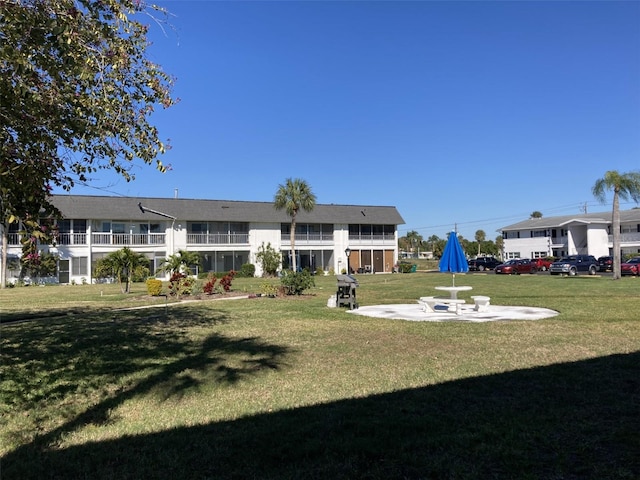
[347,303,559,322]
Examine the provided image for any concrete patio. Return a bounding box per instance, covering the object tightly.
[347,303,559,323]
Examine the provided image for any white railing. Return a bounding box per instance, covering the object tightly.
[7,233,20,245]
[56,233,88,245]
[348,233,396,244]
[280,233,334,243]
[609,232,640,243]
[187,233,249,244]
[92,233,166,245]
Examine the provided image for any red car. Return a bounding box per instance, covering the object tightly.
[531,258,553,271]
[621,257,640,276]
[495,259,537,275]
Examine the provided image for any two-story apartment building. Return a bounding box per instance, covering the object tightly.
[2,195,405,284]
[500,208,640,260]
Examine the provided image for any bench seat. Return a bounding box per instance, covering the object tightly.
[471,295,491,312]
[418,296,466,315]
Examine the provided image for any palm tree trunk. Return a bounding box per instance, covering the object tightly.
[290,214,297,272]
[612,191,621,279]
[1,225,7,289]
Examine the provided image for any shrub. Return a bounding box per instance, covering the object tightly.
[219,270,236,292]
[203,274,217,295]
[315,266,324,276]
[260,282,278,297]
[238,263,255,278]
[256,242,281,277]
[146,279,163,296]
[398,263,415,273]
[280,269,315,295]
[168,272,194,298]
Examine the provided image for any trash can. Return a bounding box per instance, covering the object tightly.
[336,274,359,309]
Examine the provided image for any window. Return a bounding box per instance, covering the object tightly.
[112,223,126,234]
[531,252,547,259]
[531,230,547,238]
[189,222,207,233]
[72,257,88,276]
[57,219,71,233]
[74,219,87,232]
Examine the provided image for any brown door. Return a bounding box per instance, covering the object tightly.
[348,250,360,274]
[360,250,372,273]
[373,250,384,273]
[384,250,394,273]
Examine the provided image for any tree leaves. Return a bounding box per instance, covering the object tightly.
[1,0,176,226]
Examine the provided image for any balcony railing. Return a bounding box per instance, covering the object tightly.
[281,233,334,244]
[187,233,249,245]
[609,232,640,244]
[348,233,396,244]
[7,233,20,245]
[56,233,88,245]
[92,233,166,245]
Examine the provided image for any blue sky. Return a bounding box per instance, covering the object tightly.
[59,1,640,241]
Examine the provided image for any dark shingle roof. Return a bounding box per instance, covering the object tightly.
[50,195,405,225]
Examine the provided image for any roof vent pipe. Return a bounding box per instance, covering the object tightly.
[174,188,178,199]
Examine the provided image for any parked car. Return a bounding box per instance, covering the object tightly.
[621,257,640,276]
[597,256,613,272]
[549,255,598,276]
[468,257,502,271]
[495,259,537,275]
[531,257,553,271]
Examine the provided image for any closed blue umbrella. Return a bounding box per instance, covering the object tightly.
[439,231,469,286]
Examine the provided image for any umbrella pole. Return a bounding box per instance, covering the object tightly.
[452,273,455,286]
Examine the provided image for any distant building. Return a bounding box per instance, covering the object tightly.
[1,195,405,283]
[499,209,640,259]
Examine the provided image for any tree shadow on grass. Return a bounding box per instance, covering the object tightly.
[0,306,292,464]
[3,349,638,479]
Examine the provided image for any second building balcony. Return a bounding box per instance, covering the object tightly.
[187,233,249,245]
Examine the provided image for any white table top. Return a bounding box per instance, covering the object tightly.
[435,286,473,293]
[435,286,472,299]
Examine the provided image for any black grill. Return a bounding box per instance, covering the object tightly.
[336,274,359,309]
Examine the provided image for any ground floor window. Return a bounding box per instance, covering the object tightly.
[281,249,334,273]
[72,257,88,276]
[199,250,249,273]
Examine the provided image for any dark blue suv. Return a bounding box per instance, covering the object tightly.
[549,255,598,276]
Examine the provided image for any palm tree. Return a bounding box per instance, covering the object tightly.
[592,170,640,279]
[160,250,201,276]
[475,229,486,256]
[98,247,149,293]
[274,178,316,273]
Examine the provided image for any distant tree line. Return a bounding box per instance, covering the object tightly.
[398,230,503,260]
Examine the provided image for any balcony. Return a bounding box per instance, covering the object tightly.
[56,233,88,245]
[187,233,249,245]
[281,233,334,244]
[92,233,166,246]
[348,233,396,245]
[7,233,20,246]
[608,232,640,244]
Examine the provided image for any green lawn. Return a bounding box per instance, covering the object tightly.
[1,273,639,479]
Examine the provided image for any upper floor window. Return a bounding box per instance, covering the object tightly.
[348,224,395,237]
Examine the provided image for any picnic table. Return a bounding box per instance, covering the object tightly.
[434,285,472,300]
